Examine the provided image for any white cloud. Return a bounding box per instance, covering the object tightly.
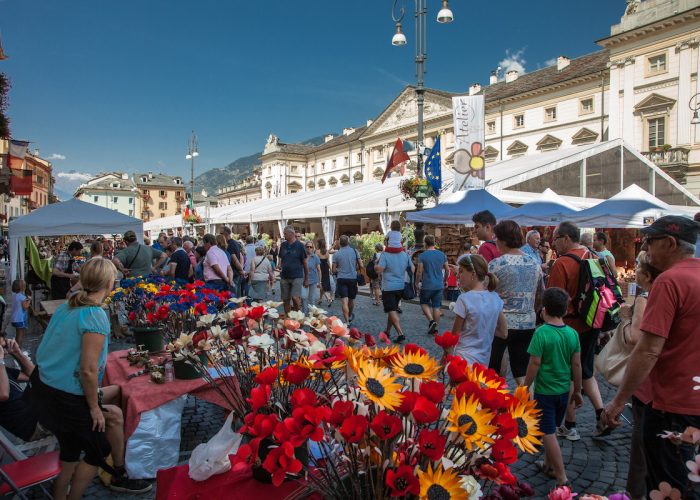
[544,58,557,67]
[499,48,527,77]
[57,171,92,182]
[48,153,66,160]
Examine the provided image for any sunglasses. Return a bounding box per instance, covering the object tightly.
[642,235,669,245]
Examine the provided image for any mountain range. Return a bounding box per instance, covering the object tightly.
[194,133,334,196]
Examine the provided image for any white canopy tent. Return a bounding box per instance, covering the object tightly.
[568,184,685,228]
[500,188,580,226]
[9,198,144,282]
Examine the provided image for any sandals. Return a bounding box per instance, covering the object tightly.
[535,460,557,479]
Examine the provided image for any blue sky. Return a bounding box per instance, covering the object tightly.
[2,0,624,194]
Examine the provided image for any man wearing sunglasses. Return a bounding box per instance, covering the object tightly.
[602,215,700,497]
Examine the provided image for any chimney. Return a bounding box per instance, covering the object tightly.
[505,70,519,83]
[121,173,128,180]
[324,134,334,143]
[148,172,154,179]
[343,127,355,136]
[469,83,482,96]
[557,56,570,71]
[489,71,498,85]
[366,119,374,127]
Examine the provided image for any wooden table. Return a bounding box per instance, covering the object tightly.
[39,299,66,317]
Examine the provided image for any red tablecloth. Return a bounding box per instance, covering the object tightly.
[155,458,310,500]
[103,350,233,441]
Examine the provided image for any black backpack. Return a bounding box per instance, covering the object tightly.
[365,258,378,280]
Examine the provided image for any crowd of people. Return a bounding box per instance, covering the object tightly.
[1,210,698,498]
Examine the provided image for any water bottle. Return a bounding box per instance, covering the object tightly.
[164,361,174,382]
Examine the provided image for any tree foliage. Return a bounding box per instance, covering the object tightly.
[0,73,10,138]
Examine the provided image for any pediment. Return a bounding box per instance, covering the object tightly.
[571,127,599,145]
[484,145,499,159]
[363,87,455,137]
[507,140,529,154]
[536,134,563,151]
[634,93,676,113]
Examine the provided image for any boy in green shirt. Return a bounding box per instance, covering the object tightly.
[524,287,583,486]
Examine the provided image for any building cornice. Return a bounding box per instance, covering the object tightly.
[597,8,700,48]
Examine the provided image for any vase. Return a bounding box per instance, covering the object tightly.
[173,353,207,380]
[131,327,165,353]
[251,437,309,484]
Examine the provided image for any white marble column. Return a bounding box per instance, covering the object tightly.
[677,41,694,145]
[623,58,636,144]
[608,62,621,140]
[695,44,700,143]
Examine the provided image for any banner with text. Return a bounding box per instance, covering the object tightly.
[451,95,485,191]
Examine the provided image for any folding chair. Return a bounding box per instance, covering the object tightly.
[0,430,60,499]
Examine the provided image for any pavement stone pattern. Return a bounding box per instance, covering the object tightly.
[11,280,631,499]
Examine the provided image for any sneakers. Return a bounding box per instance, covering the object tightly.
[394,334,406,344]
[396,307,403,314]
[110,476,153,494]
[556,425,581,441]
[348,313,355,323]
[428,321,438,335]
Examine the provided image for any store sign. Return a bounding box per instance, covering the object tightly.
[643,217,655,226]
[451,95,485,192]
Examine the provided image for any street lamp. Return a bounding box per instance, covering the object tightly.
[185,131,199,234]
[391,0,453,250]
[690,94,700,125]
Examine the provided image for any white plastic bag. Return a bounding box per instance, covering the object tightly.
[188,412,242,481]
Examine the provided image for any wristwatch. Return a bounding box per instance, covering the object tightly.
[0,359,5,366]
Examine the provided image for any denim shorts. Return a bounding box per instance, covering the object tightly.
[419,288,443,309]
[11,321,27,329]
[534,392,570,435]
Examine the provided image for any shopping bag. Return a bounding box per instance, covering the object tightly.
[595,319,633,387]
[188,412,242,481]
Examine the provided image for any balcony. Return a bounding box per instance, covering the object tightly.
[641,147,689,184]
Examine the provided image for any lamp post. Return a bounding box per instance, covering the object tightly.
[690,93,700,125]
[391,0,453,250]
[185,131,199,235]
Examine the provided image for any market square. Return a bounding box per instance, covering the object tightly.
[0,1,699,499]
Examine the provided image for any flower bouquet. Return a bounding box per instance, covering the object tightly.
[183,207,202,224]
[399,176,435,202]
[170,303,544,498]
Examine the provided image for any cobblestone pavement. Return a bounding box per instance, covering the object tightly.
[10,279,631,499]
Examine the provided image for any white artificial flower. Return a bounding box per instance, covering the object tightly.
[228,296,247,305]
[287,310,305,322]
[197,314,217,327]
[262,300,283,309]
[308,340,327,355]
[174,333,193,349]
[307,304,327,317]
[266,308,280,320]
[459,475,483,499]
[286,330,310,349]
[693,375,700,391]
[448,302,456,312]
[209,324,226,339]
[248,333,274,348]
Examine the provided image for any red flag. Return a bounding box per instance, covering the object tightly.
[10,168,32,196]
[381,138,410,183]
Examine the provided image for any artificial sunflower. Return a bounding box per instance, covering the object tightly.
[509,398,543,454]
[465,363,508,393]
[357,359,404,410]
[344,345,369,374]
[391,351,441,381]
[417,463,468,500]
[368,345,400,365]
[446,395,497,451]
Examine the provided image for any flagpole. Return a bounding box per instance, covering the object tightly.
[185,131,199,236]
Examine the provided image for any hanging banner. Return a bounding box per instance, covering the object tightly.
[451,96,485,191]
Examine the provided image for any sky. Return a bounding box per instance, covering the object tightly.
[1,0,625,196]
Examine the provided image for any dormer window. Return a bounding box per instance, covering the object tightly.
[175,178,182,185]
[111,182,120,188]
[141,176,148,182]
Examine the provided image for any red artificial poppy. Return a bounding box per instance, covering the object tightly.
[248,306,265,321]
[479,462,499,481]
[496,484,520,500]
[193,280,205,287]
[434,331,459,350]
[128,311,137,322]
[362,334,375,347]
[255,366,279,385]
[396,391,419,415]
[232,437,260,473]
[339,414,368,443]
[479,387,508,411]
[218,290,231,302]
[229,324,245,340]
[146,312,157,324]
[446,355,469,384]
[455,380,480,401]
[156,305,170,321]
[145,300,156,310]
[419,381,445,404]
[491,438,518,464]
[369,411,402,440]
[417,429,446,461]
[328,400,355,428]
[493,413,518,440]
[411,396,440,424]
[385,465,420,497]
[242,413,278,439]
[404,343,427,356]
[278,406,328,447]
[282,364,310,385]
[290,388,317,408]
[494,462,517,485]
[348,327,362,340]
[247,384,271,411]
[308,345,347,368]
[192,331,209,348]
[262,441,303,487]
[194,302,208,316]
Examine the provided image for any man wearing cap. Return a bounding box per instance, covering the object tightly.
[113,231,167,278]
[602,215,700,497]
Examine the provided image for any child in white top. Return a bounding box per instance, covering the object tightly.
[451,254,507,366]
[11,279,30,347]
[384,220,404,254]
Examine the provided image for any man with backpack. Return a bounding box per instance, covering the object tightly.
[548,221,607,440]
[366,243,383,306]
[472,210,501,263]
[416,235,449,335]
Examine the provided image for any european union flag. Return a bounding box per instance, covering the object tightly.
[424,135,442,196]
